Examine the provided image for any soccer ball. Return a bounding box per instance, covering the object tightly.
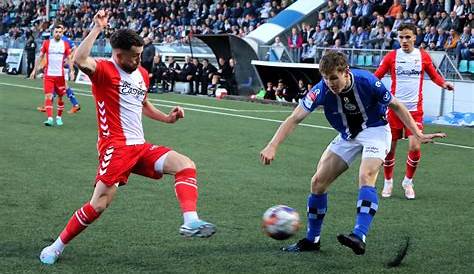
[262,205,300,240]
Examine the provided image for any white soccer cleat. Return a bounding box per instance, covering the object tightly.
[39,245,61,265]
[402,182,416,200]
[179,220,216,238]
[381,180,393,198]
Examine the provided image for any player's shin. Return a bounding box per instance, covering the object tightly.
[353,186,378,242]
[174,168,199,223]
[57,98,64,117]
[45,97,53,118]
[58,203,101,246]
[383,150,396,181]
[306,193,327,243]
[67,87,79,106]
[405,150,421,180]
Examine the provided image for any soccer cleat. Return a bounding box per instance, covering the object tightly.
[381,180,393,198]
[56,117,63,126]
[402,182,416,200]
[337,233,366,255]
[37,105,46,112]
[67,105,81,114]
[44,117,54,126]
[281,238,320,252]
[179,220,216,238]
[39,245,61,265]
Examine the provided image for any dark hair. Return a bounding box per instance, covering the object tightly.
[398,23,417,34]
[54,23,64,29]
[110,29,144,50]
[319,51,348,75]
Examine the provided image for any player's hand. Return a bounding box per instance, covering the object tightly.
[260,145,277,165]
[93,10,108,29]
[167,106,184,123]
[29,71,35,79]
[443,82,454,91]
[416,132,447,144]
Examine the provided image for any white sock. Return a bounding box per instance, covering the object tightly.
[183,211,199,225]
[384,178,393,185]
[402,176,413,187]
[51,237,65,253]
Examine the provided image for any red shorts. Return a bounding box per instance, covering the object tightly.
[95,143,172,186]
[387,110,424,140]
[44,76,66,96]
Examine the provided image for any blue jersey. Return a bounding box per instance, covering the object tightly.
[300,69,392,140]
[62,35,74,49]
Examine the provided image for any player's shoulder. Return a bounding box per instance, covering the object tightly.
[352,69,383,89]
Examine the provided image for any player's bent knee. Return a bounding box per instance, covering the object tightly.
[311,175,329,194]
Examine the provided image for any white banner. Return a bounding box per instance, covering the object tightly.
[6,48,24,74]
[75,70,92,85]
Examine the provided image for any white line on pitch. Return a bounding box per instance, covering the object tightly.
[1,81,473,150]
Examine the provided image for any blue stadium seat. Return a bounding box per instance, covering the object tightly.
[365,55,373,67]
[349,54,357,66]
[458,60,468,73]
[373,55,381,66]
[356,55,365,66]
[469,60,474,74]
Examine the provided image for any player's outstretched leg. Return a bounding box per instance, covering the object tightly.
[402,149,420,200]
[174,167,216,238]
[382,141,397,198]
[282,193,327,252]
[66,87,81,114]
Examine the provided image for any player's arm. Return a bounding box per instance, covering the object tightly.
[67,54,75,81]
[142,99,184,124]
[260,105,310,165]
[388,97,446,143]
[373,51,393,79]
[29,51,45,79]
[423,51,454,91]
[74,10,108,76]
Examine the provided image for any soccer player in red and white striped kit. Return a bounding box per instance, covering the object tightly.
[39,10,216,265]
[374,23,454,199]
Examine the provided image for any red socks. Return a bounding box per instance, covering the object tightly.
[384,149,396,180]
[174,168,198,212]
[45,97,53,118]
[406,150,421,179]
[59,203,100,244]
[57,98,64,117]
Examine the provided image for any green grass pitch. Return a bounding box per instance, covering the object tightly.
[0,74,473,273]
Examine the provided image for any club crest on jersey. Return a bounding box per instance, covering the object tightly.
[343,97,356,111]
[119,80,146,99]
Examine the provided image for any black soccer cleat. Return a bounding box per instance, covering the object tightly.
[281,238,320,252]
[337,233,366,255]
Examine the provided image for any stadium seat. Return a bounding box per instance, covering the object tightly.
[373,55,381,66]
[365,55,373,67]
[458,60,468,73]
[469,61,474,74]
[357,55,365,66]
[349,54,357,66]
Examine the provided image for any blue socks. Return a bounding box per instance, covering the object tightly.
[66,88,79,106]
[305,193,327,243]
[353,186,378,242]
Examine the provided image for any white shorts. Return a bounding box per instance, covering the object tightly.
[328,125,391,165]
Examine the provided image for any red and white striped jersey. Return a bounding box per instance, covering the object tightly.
[90,59,150,152]
[40,39,71,77]
[374,48,446,112]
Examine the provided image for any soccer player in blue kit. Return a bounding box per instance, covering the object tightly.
[260,51,446,255]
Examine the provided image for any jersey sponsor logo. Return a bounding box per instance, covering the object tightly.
[364,146,380,154]
[119,80,147,98]
[383,91,391,102]
[375,81,382,88]
[395,66,421,76]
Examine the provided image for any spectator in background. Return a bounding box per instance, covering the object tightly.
[198,58,217,96]
[449,11,462,33]
[444,29,460,52]
[163,56,181,92]
[141,37,155,73]
[301,37,316,63]
[24,31,37,77]
[453,0,465,16]
[434,28,448,50]
[456,26,472,61]
[287,27,303,61]
[296,79,308,102]
[172,55,197,94]
[386,0,403,20]
[301,22,315,45]
[427,0,442,16]
[264,81,277,100]
[274,79,288,102]
[415,26,425,47]
[355,26,368,48]
[150,54,167,93]
[192,58,203,95]
[460,28,474,60]
[437,10,452,31]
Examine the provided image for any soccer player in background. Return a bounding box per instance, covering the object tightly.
[39,10,216,265]
[30,24,75,126]
[260,51,446,255]
[374,23,454,199]
[37,30,81,114]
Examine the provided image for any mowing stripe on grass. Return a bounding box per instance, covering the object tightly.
[1,81,473,150]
